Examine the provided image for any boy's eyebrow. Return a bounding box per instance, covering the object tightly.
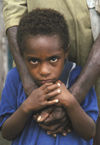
[24,56,40,60]
[25,53,62,58]
[24,55,61,59]
[47,55,61,59]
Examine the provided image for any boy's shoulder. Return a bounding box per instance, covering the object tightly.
[6,67,21,85]
[7,67,19,77]
[61,61,81,86]
[7,67,18,74]
[68,65,81,87]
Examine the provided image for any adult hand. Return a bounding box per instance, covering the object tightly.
[33,106,72,136]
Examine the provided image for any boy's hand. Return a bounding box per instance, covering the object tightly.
[32,81,72,135]
[54,80,75,108]
[23,83,60,112]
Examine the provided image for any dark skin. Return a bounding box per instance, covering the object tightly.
[7,26,100,135]
[2,35,96,140]
[1,81,96,140]
[1,82,60,140]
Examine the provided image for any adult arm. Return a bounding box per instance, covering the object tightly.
[7,26,36,95]
[3,0,36,95]
[69,34,100,103]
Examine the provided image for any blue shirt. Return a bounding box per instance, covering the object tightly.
[0,66,98,145]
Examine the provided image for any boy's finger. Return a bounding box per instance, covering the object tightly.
[40,82,53,89]
[47,99,59,105]
[44,83,60,94]
[45,89,61,100]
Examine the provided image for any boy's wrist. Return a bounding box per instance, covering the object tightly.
[21,100,33,115]
[63,94,78,111]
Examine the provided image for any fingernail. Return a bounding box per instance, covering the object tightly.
[55,99,59,103]
[63,132,67,136]
[53,134,56,137]
[37,116,42,122]
[57,89,61,93]
[57,83,61,87]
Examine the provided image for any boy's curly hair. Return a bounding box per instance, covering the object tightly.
[17,8,69,53]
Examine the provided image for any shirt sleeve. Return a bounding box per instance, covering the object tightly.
[81,87,99,122]
[3,0,27,31]
[0,68,20,128]
[69,66,99,122]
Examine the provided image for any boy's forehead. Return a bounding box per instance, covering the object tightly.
[26,34,62,43]
[22,34,67,59]
[24,35,63,51]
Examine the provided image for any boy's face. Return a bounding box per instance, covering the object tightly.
[23,35,68,86]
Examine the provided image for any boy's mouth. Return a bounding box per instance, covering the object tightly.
[37,79,56,85]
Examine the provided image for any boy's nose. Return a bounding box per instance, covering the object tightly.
[39,63,50,77]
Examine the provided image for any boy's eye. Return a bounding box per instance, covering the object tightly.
[28,58,39,64]
[50,57,58,63]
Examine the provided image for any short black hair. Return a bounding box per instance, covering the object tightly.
[17,8,69,53]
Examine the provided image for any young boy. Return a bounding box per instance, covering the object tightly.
[0,9,98,145]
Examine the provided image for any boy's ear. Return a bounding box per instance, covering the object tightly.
[64,51,69,59]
